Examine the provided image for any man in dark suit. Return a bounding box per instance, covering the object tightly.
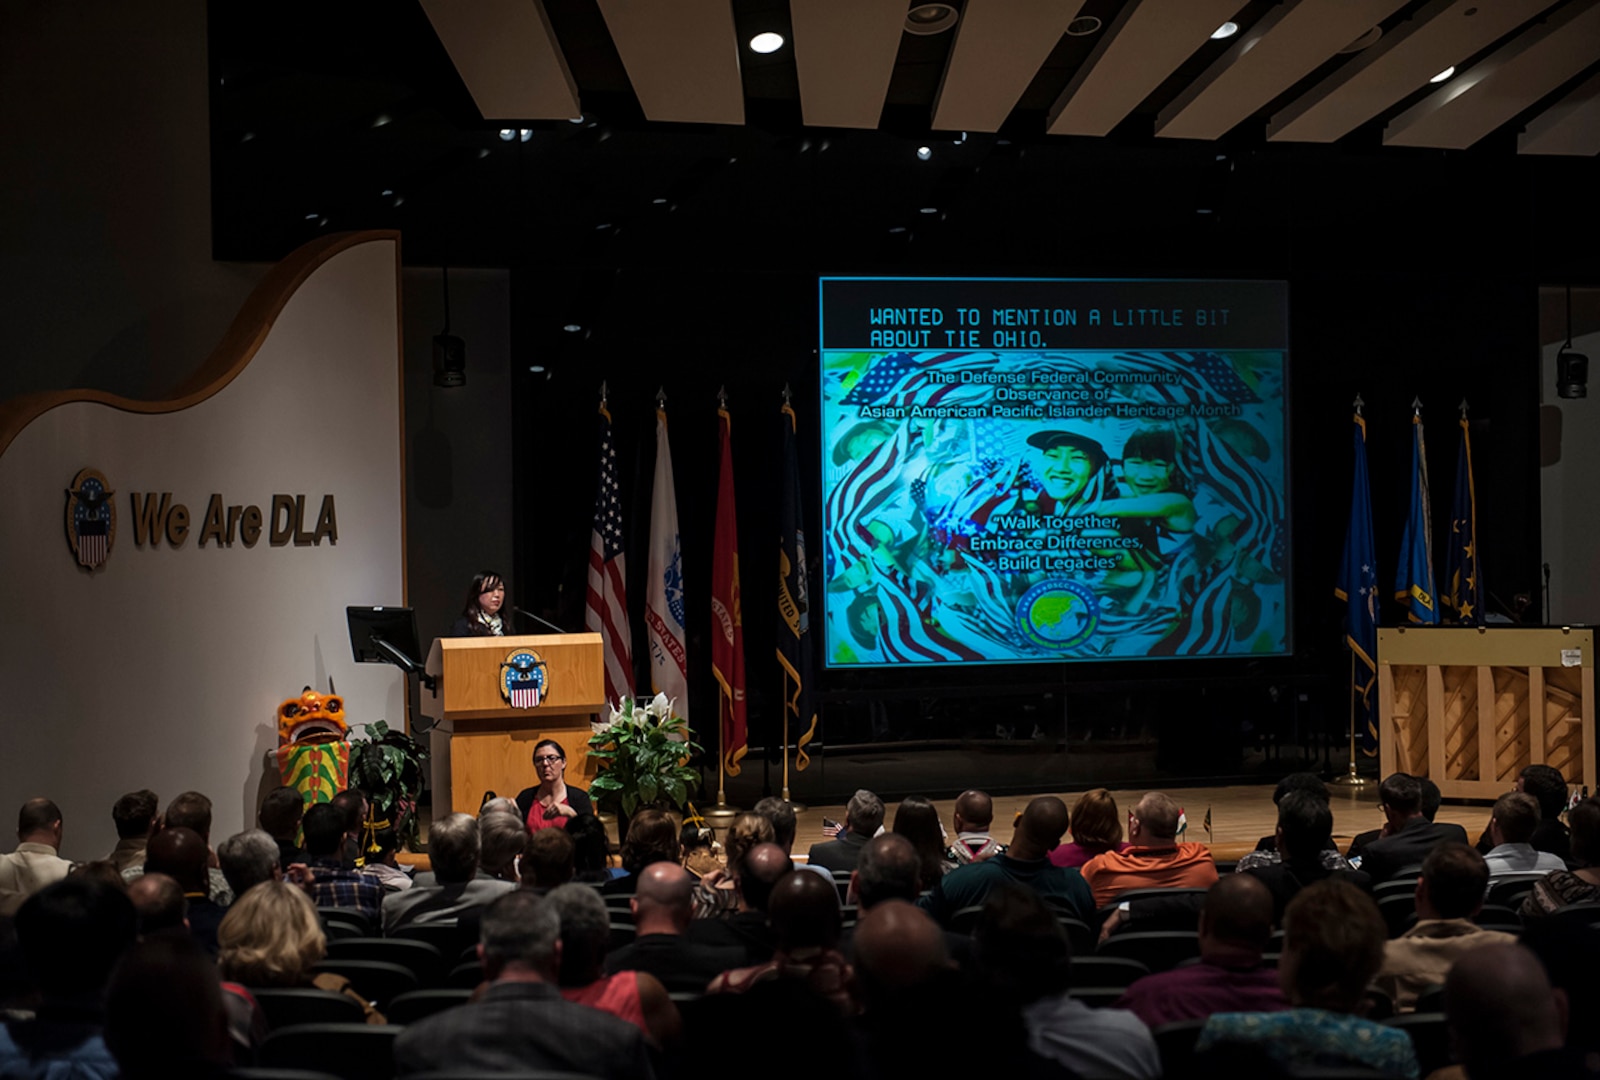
[805,788,883,875]
[605,861,745,992]
[394,890,655,1079]
[1359,774,1469,882]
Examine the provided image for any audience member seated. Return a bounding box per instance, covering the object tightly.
[1445,943,1590,1080]
[1521,798,1600,917]
[1482,791,1566,878]
[1080,791,1218,908]
[257,788,305,871]
[145,826,227,954]
[0,878,136,1079]
[1476,764,1572,863]
[1245,792,1371,923]
[1048,788,1128,870]
[1347,774,1447,863]
[126,871,188,936]
[892,796,954,884]
[709,865,853,1013]
[847,833,972,967]
[946,788,1009,866]
[1373,843,1516,1012]
[692,812,773,919]
[296,803,385,924]
[381,811,513,932]
[217,829,282,899]
[975,884,1160,1080]
[1197,878,1418,1079]
[361,824,413,891]
[139,790,235,906]
[549,883,680,1045]
[106,790,159,873]
[680,824,719,880]
[0,799,74,917]
[601,808,680,895]
[1116,874,1287,1027]
[477,808,528,884]
[522,825,575,893]
[689,843,791,963]
[604,862,746,992]
[1354,773,1469,883]
[217,879,386,1024]
[104,934,236,1080]
[922,796,1094,924]
[394,891,656,1079]
[1238,774,1345,870]
[328,789,368,866]
[569,813,621,884]
[66,861,126,891]
[806,788,884,875]
[1519,916,1600,1060]
[752,796,830,878]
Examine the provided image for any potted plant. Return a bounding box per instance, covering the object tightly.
[587,693,703,820]
[346,719,429,852]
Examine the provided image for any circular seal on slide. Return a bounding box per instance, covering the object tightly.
[1016,579,1099,651]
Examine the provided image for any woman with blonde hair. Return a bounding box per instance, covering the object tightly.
[692,812,774,919]
[1049,789,1131,869]
[217,880,386,1024]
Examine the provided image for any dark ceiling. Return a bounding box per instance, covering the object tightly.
[207,0,1600,277]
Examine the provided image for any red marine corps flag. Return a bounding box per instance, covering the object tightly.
[711,391,748,788]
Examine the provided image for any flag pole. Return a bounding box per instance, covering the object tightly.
[705,385,741,828]
[1331,392,1370,789]
[777,384,808,811]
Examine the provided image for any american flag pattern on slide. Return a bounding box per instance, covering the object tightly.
[585,405,633,705]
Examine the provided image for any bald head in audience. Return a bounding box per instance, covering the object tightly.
[144,827,209,895]
[127,872,187,935]
[631,861,695,935]
[1446,943,1568,1076]
[953,789,994,834]
[737,842,793,914]
[17,797,63,848]
[768,866,842,952]
[851,833,922,909]
[1008,796,1070,860]
[1200,874,1275,958]
[853,900,950,1010]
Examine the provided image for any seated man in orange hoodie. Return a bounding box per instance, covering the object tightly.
[1080,792,1217,909]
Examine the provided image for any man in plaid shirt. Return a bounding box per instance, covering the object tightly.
[302,802,385,922]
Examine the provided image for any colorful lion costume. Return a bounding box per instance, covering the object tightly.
[274,688,350,804]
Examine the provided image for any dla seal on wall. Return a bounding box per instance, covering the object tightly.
[501,650,548,708]
[1016,579,1099,651]
[65,468,116,571]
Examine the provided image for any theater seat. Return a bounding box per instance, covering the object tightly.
[1095,931,1201,972]
[385,988,473,1025]
[309,959,417,1009]
[326,938,446,987]
[258,1023,402,1080]
[1151,1018,1207,1079]
[1383,1012,1450,1076]
[247,987,365,1029]
[1069,956,1150,989]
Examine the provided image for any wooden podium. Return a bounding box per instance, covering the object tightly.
[1377,626,1595,799]
[420,634,605,815]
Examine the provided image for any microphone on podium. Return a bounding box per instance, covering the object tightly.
[511,604,570,635]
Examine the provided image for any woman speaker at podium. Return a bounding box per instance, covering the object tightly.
[449,571,508,637]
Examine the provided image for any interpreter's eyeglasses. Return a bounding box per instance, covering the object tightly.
[534,755,564,765]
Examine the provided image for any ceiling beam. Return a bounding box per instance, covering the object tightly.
[594,0,745,125]
[1049,0,1247,138]
[418,0,580,121]
[932,0,1088,133]
[1269,0,1558,144]
[790,0,906,129]
[1156,0,1411,141]
[1519,69,1600,156]
[1385,0,1600,149]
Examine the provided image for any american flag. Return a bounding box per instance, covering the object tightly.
[585,402,633,704]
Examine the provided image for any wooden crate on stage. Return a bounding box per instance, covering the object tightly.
[1377,627,1595,799]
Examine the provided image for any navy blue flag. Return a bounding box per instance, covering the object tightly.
[1335,410,1380,755]
[777,397,818,771]
[1394,411,1438,625]
[1442,415,1483,625]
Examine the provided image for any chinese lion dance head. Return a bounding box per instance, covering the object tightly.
[274,687,350,804]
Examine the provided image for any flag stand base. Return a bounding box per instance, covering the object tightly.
[1330,762,1369,788]
[780,788,808,813]
[702,803,741,830]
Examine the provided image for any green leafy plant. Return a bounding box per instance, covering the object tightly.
[347,720,429,851]
[586,693,703,817]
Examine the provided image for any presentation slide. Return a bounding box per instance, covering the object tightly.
[819,277,1289,669]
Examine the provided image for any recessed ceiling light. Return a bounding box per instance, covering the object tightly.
[888,226,907,234]
[1211,21,1239,40]
[1430,66,1455,84]
[372,114,392,128]
[1339,26,1383,53]
[498,128,516,141]
[528,364,547,373]
[1197,208,1214,214]
[1065,16,1102,36]
[304,212,318,221]
[905,3,958,35]
[920,207,939,214]
[240,131,255,143]
[652,197,668,205]
[568,115,585,124]
[916,146,932,161]
[562,324,582,333]
[519,128,533,142]
[749,32,785,54]
[382,189,393,197]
